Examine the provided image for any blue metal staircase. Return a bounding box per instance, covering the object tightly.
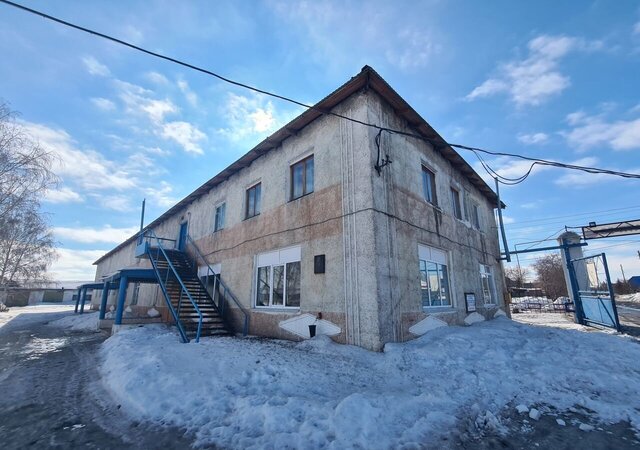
[138,231,248,343]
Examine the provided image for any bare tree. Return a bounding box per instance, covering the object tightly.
[532,253,568,300]
[0,102,57,225]
[505,266,530,288]
[0,204,56,286]
[0,101,57,289]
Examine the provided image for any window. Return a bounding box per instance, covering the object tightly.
[451,187,462,220]
[421,166,437,205]
[198,263,221,299]
[418,244,451,308]
[480,264,496,304]
[291,155,314,200]
[471,202,481,229]
[214,203,226,231]
[245,183,261,219]
[255,246,301,308]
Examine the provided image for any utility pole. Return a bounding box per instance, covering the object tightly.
[620,264,627,284]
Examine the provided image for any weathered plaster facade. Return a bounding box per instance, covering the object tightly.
[92,67,506,351]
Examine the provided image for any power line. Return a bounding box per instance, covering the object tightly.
[506,205,640,227]
[3,0,640,185]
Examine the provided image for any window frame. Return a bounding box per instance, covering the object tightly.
[214,202,226,232]
[245,183,261,219]
[471,202,481,230]
[290,154,314,200]
[418,244,452,309]
[254,246,301,310]
[421,165,438,205]
[451,186,463,220]
[480,264,497,305]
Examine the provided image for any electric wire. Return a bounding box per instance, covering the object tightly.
[3,0,640,185]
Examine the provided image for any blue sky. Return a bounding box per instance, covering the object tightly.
[1,0,639,282]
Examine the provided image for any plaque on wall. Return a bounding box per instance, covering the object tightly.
[465,293,477,313]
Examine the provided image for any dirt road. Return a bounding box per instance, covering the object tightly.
[0,306,193,449]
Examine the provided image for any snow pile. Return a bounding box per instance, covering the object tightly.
[99,319,640,449]
[618,293,640,304]
[49,312,99,332]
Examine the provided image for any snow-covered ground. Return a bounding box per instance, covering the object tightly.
[618,293,640,305]
[48,311,99,332]
[511,311,588,331]
[0,303,75,329]
[99,318,640,449]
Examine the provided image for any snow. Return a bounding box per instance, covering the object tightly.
[618,293,640,304]
[580,423,595,432]
[528,408,541,421]
[147,307,160,318]
[49,312,99,332]
[464,312,485,325]
[97,317,640,448]
[516,404,529,414]
[511,311,588,331]
[556,418,566,426]
[0,303,75,329]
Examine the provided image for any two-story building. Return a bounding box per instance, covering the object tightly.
[91,66,506,351]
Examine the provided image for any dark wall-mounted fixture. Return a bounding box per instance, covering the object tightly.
[314,255,326,274]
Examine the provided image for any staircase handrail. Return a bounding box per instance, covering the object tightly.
[144,230,204,342]
[185,234,249,336]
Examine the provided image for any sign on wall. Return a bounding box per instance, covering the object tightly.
[465,293,476,313]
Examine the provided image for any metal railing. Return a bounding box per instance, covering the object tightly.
[143,230,204,343]
[185,234,249,336]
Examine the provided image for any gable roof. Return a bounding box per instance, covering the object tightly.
[94,65,500,265]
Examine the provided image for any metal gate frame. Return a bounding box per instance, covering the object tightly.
[568,253,621,331]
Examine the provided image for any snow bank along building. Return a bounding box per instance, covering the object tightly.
[91,66,506,351]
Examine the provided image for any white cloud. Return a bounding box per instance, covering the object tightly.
[82,56,110,77]
[48,248,106,281]
[385,28,440,71]
[177,79,198,107]
[517,132,549,145]
[218,92,300,144]
[114,80,178,123]
[44,187,84,204]
[161,121,206,155]
[467,35,600,106]
[269,0,441,72]
[144,181,178,208]
[91,97,116,111]
[563,111,640,151]
[53,225,138,244]
[21,122,136,191]
[145,71,170,85]
[554,157,640,187]
[97,194,135,212]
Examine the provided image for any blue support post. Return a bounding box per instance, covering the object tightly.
[74,287,82,313]
[99,281,110,320]
[114,276,128,326]
[79,288,87,314]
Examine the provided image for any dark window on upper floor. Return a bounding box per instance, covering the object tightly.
[291,155,314,200]
[451,187,462,220]
[245,183,261,219]
[214,203,226,231]
[422,166,437,205]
